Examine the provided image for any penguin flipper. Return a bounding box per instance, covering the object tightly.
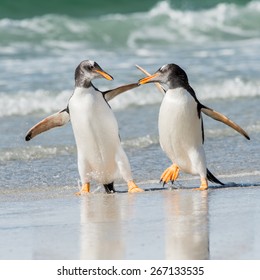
[201,106,250,140]
[25,108,70,141]
[135,64,166,94]
[104,83,139,102]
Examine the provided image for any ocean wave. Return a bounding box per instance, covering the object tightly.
[0,90,71,117]
[0,136,159,162]
[205,122,260,139]
[194,78,260,100]
[127,1,260,47]
[0,145,75,162]
[0,1,259,117]
[0,1,259,52]
[110,78,260,110]
[2,123,258,162]
[122,135,158,149]
[0,78,259,117]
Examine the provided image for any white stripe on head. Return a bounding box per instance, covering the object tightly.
[89,60,95,67]
[160,64,168,71]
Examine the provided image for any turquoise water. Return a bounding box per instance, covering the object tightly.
[0,0,254,18]
[0,1,260,115]
[0,0,259,185]
[0,0,259,190]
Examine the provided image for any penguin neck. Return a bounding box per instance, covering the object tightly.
[168,79,189,91]
[166,87,186,97]
[74,82,100,98]
[75,77,92,88]
[168,83,198,103]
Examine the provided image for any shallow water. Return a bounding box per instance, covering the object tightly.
[0,97,259,192]
[1,179,260,260]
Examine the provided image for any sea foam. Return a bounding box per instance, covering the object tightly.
[0,78,258,117]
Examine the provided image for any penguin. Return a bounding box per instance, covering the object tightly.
[136,64,250,139]
[26,60,143,194]
[138,63,250,190]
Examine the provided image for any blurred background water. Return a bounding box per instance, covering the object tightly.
[0,0,259,192]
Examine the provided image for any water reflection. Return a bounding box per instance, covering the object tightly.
[164,190,209,259]
[79,189,209,259]
[79,193,124,259]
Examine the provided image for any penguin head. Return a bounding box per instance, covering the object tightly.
[75,60,113,87]
[139,63,189,89]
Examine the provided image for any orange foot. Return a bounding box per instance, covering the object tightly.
[193,178,208,191]
[75,183,90,196]
[128,180,144,193]
[160,164,179,186]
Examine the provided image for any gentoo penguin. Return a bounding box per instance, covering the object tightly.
[139,63,250,190]
[136,64,250,139]
[26,60,143,194]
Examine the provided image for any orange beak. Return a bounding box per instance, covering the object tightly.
[138,73,160,85]
[94,69,113,80]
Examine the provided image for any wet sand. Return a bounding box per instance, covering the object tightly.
[1,173,260,260]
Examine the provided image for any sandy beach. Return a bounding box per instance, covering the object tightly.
[1,172,260,260]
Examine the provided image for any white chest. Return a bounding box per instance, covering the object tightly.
[158,87,203,157]
[69,87,119,147]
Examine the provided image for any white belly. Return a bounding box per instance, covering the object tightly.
[69,87,120,183]
[159,88,206,175]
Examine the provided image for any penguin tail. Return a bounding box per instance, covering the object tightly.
[207,169,224,185]
[103,182,116,194]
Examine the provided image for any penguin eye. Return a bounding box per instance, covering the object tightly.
[83,64,94,72]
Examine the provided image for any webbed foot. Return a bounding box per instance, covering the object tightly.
[75,183,90,195]
[128,181,144,193]
[160,164,179,186]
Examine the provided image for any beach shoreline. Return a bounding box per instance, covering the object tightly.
[1,173,260,260]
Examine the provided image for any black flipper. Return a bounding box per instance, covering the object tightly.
[207,169,224,185]
[103,182,116,194]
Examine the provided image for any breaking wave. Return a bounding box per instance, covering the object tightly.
[0,78,259,117]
